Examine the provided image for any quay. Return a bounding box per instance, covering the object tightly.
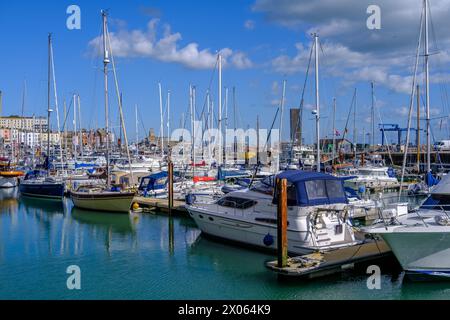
[266,240,392,279]
[133,196,188,215]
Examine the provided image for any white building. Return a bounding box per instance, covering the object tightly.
[0,116,48,132]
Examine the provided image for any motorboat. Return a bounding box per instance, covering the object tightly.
[364,174,450,278]
[342,166,399,192]
[0,160,24,188]
[186,170,375,255]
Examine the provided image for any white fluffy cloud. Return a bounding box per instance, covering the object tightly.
[254,0,450,94]
[89,18,252,70]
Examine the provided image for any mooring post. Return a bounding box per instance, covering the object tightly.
[168,160,174,215]
[277,178,288,268]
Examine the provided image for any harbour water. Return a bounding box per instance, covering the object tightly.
[0,188,449,300]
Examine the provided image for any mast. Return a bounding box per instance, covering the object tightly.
[354,88,357,158]
[78,95,83,159]
[417,84,421,171]
[314,34,320,172]
[424,0,431,173]
[224,87,228,165]
[63,99,67,152]
[256,115,260,165]
[167,90,171,150]
[189,85,194,165]
[371,81,375,150]
[73,94,77,162]
[135,104,139,156]
[47,33,51,167]
[192,86,197,178]
[332,97,336,167]
[218,53,222,166]
[233,86,237,163]
[159,82,164,157]
[279,79,286,168]
[102,11,111,188]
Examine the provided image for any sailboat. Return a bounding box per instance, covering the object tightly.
[19,34,65,200]
[70,11,135,214]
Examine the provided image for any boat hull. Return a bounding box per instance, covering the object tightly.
[19,182,65,200]
[0,176,18,188]
[187,207,357,256]
[380,231,450,275]
[70,191,135,213]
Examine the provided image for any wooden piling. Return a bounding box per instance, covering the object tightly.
[277,178,288,268]
[168,161,174,216]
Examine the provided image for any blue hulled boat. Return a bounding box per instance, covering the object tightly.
[19,170,65,200]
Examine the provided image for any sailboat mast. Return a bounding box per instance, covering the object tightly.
[371,81,375,149]
[279,79,286,166]
[424,0,431,173]
[332,97,336,167]
[167,90,171,150]
[159,83,164,157]
[354,88,357,158]
[102,11,111,188]
[47,33,51,165]
[135,104,139,156]
[417,84,421,170]
[218,53,222,166]
[73,94,77,162]
[78,95,83,159]
[314,34,320,172]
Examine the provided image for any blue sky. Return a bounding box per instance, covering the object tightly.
[1,0,450,145]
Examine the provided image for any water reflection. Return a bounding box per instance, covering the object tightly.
[19,195,65,215]
[71,207,139,254]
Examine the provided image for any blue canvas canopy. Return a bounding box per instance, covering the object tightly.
[138,171,169,192]
[24,170,48,180]
[273,170,348,206]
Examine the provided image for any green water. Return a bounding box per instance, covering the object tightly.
[0,188,449,300]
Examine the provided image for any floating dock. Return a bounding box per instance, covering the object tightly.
[133,196,188,215]
[266,240,392,279]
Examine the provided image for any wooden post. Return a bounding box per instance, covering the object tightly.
[277,178,288,268]
[168,160,174,215]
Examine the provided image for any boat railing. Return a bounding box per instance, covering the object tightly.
[410,204,450,227]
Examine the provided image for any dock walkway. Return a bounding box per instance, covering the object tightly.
[133,196,188,215]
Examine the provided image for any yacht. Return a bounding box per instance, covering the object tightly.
[186,170,368,255]
[19,170,65,200]
[342,166,399,192]
[364,174,450,278]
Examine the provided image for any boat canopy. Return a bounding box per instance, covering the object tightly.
[273,170,348,206]
[138,171,168,192]
[24,170,48,180]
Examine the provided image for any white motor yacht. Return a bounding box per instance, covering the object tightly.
[364,174,450,278]
[186,171,368,255]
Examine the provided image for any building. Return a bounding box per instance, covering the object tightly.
[0,115,48,132]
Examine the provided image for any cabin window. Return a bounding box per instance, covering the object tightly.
[287,183,298,206]
[326,180,345,198]
[217,197,257,209]
[305,180,327,200]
